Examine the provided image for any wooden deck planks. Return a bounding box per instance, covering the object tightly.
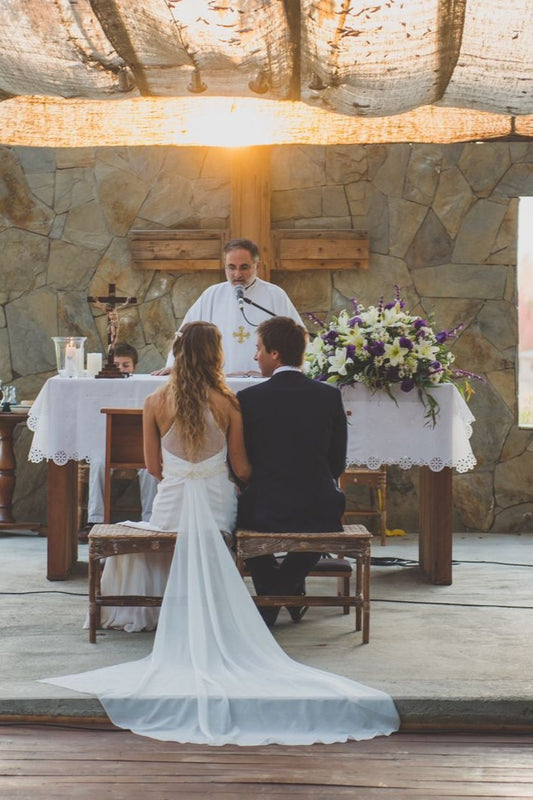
[1,726,533,799]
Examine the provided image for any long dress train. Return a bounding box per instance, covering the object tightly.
[42,416,400,745]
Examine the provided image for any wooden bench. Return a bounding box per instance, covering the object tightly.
[88,523,176,643]
[235,524,372,643]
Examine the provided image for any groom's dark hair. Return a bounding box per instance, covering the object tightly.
[257,317,307,367]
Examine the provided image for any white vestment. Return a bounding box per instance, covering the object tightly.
[166,279,304,374]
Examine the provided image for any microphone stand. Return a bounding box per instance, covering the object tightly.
[238,295,317,339]
[241,297,276,317]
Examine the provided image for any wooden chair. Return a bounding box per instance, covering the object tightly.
[88,523,176,643]
[101,407,145,523]
[339,466,387,546]
[77,462,143,532]
[77,407,145,533]
[235,524,372,643]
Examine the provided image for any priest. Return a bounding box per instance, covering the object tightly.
[158,238,303,376]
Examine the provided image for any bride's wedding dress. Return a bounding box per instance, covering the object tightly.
[42,413,400,745]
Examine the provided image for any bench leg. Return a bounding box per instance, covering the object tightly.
[88,551,97,644]
[362,554,370,644]
[355,556,362,632]
[88,548,103,644]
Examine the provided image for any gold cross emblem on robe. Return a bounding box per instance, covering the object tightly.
[232,326,250,344]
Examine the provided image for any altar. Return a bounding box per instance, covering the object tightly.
[28,375,476,584]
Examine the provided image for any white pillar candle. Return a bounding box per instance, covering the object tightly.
[86,352,103,377]
[64,345,77,375]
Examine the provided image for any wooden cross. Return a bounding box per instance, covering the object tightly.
[232,325,250,344]
[87,283,137,378]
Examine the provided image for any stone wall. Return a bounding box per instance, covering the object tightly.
[2,142,533,533]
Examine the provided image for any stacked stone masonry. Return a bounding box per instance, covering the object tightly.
[1,143,533,533]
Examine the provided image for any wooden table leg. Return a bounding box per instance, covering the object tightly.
[0,412,41,533]
[47,460,78,580]
[419,466,453,585]
[0,414,20,524]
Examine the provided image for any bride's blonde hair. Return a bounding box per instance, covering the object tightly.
[170,322,237,458]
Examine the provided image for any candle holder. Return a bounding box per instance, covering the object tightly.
[52,337,87,377]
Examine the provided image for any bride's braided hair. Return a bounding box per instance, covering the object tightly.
[170,322,238,458]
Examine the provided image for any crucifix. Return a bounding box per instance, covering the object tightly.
[87,283,137,378]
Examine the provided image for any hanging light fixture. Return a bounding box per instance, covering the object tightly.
[248,71,269,94]
[187,69,207,94]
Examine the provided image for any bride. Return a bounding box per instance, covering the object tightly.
[43,322,400,745]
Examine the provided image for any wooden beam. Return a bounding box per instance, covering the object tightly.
[130,229,226,272]
[231,147,272,280]
[271,230,369,271]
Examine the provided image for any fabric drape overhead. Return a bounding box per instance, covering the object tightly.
[0,0,531,146]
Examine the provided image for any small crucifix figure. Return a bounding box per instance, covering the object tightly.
[87,283,137,378]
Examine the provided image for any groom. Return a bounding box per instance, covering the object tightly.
[236,316,347,626]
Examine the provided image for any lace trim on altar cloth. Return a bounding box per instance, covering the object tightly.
[347,454,477,473]
[27,448,93,466]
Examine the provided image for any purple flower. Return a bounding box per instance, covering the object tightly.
[399,336,413,350]
[452,368,486,383]
[365,340,385,356]
[435,330,449,344]
[323,329,339,344]
[393,285,405,308]
[350,297,359,312]
[346,344,356,359]
[413,318,428,330]
[386,366,400,381]
[306,312,325,327]
[401,378,415,392]
[430,360,442,372]
[349,315,363,327]
[384,301,396,310]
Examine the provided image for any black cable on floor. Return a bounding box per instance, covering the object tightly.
[370,556,533,568]
[373,598,533,609]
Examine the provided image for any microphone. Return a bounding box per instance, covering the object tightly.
[235,285,245,309]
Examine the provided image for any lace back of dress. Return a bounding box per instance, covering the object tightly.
[161,407,226,463]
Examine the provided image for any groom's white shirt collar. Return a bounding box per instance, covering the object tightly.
[272,366,302,375]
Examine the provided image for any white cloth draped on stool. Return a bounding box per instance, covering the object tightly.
[42,418,399,746]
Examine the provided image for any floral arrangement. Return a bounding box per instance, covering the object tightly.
[305,287,481,426]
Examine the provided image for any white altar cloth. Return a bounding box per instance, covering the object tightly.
[342,383,476,473]
[28,376,475,474]
[27,375,261,466]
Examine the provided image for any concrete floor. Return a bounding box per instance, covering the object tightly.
[2,530,533,731]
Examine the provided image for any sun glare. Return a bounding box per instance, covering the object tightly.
[162,98,284,147]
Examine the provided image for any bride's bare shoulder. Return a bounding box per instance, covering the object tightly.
[209,388,238,412]
[145,385,173,418]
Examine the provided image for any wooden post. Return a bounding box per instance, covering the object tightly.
[231,147,272,280]
[419,466,453,585]
[47,461,78,580]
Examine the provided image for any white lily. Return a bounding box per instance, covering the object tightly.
[328,348,353,376]
[383,337,409,366]
[413,340,438,360]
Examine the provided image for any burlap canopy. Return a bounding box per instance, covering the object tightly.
[0,0,531,146]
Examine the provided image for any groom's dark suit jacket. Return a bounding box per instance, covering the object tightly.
[237,371,347,533]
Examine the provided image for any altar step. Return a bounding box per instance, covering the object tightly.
[1,530,532,733]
